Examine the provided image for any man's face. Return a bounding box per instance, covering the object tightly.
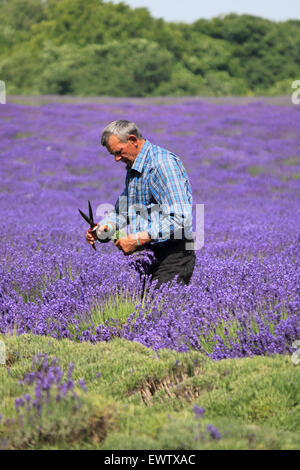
[107,135,139,169]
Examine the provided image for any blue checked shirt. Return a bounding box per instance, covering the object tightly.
[99,140,193,245]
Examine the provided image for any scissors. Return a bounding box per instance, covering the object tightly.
[78,200,98,251]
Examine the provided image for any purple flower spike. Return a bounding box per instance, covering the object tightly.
[78,379,87,392]
[193,405,205,418]
[207,424,221,440]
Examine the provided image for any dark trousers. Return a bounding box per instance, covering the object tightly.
[143,239,196,292]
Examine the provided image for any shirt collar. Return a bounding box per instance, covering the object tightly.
[131,140,151,173]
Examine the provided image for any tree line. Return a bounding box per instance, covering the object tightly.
[0,0,299,96]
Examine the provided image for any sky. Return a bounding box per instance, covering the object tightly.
[110,0,300,23]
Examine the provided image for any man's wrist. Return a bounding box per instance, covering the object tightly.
[136,231,151,246]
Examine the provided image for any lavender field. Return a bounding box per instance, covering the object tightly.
[1,97,299,360]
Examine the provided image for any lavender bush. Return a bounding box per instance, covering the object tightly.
[1,352,98,449]
[0,98,299,359]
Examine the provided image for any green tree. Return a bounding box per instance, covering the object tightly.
[182,33,233,75]
[0,0,45,51]
[38,39,174,96]
[1,1,299,96]
[154,63,206,96]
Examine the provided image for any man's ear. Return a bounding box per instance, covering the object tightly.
[128,134,138,145]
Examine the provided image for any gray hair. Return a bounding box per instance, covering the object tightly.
[101,120,143,147]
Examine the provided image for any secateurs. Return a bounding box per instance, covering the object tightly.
[78,200,98,250]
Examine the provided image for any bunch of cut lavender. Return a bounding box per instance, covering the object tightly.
[128,248,157,277]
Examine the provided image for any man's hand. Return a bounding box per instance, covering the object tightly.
[85,226,98,248]
[85,224,111,247]
[115,231,151,255]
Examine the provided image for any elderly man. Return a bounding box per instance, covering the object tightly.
[86,120,195,289]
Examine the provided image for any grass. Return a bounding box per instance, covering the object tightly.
[13,132,33,139]
[0,333,299,450]
[282,157,300,166]
[68,293,138,340]
[248,165,265,177]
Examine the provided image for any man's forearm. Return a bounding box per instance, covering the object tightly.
[136,231,151,247]
[114,230,151,255]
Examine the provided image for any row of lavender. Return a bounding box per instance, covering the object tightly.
[0,99,299,359]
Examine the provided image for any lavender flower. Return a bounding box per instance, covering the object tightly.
[0,99,299,360]
[78,379,87,392]
[193,405,205,418]
[207,424,221,440]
